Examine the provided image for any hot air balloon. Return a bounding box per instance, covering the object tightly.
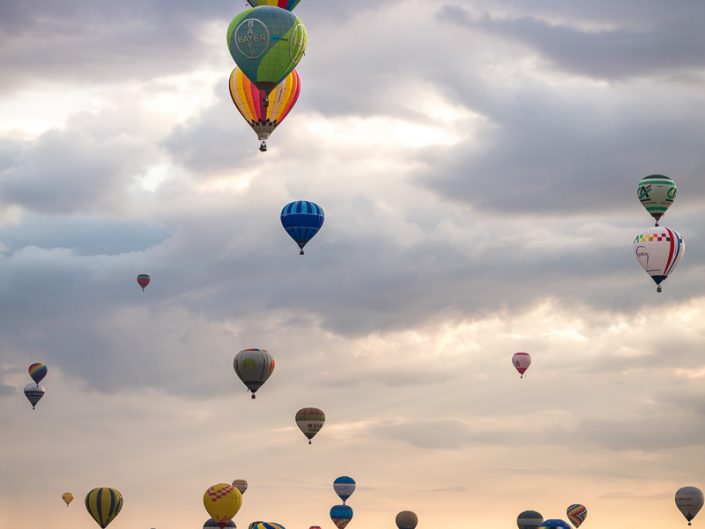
[333,476,356,504]
[396,511,418,529]
[62,492,74,507]
[512,352,531,378]
[330,505,353,529]
[24,383,45,409]
[234,348,275,399]
[28,362,48,384]
[248,523,286,529]
[232,479,248,495]
[281,201,324,255]
[676,486,704,526]
[137,274,151,291]
[638,174,677,225]
[205,520,235,529]
[247,0,301,10]
[518,510,544,529]
[309,527,322,529]
[85,488,123,529]
[203,484,242,528]
[539,520,571,529]
[634,226,685,292]
[229,67,300,152]
[227,7,307,97]
[566,505,587,528]
[296,407,325,444]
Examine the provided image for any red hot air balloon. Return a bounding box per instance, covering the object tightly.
[512,352,532,378]
[137,274,151,291]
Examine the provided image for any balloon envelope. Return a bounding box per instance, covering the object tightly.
[539,520,572,529]
[85,487,123,529]
[512,352,531,377]
[637,174,677,224]
[333,476,356,503]
[281,201,324,255]
[24,383,45,409]
[229,67,300,147]
[296,407,325,444]
[28,363,48,384]
[518,510,544,529]
[566,505,587,528]
[62,492,74,506]
[227,7,307,93]
[634,226,684,291]
[137,274,150,291]
[247,0,301,10]
[330,505,353,529]
[248,524,285,529]
[203,484,242,524]
[676,486,704,525]
[234,348,275,398]
[232,479,248,495]
[396,511,418,529]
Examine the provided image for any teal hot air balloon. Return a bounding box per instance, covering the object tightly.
[227,7,307,95]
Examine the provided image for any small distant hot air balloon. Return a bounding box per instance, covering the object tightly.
[137,274,151,291]
[333,476,356,504]
[634,226,685,292]
[566,505,587,528]
[203,484,242,529]
[28,363,48,385]
[247,0,301,10]
[396,511,418,529]
[512,352,531,378]
[281,201,324,255]
[296,407,325,444]
[232,479,248,495]
[637,174,677,225]
[234,348,275,399]
[229,67,300,152]
[227,7,307,97]
[330,505,353,529]
[205,520,235,529]
[248,523,286,529]
[539,520,572,529]
[24,383,45,409]
[85,488,123,529]
[676,486,704,526]
[518,510,544,529]
[309,527,322,529]
[62,492,74,507]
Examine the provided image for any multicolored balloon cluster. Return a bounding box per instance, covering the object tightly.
[634,174,684,292]
[226,0,307,151]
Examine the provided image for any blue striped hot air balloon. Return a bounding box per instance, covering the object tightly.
[330,505,353,529]
[280,201,324,255]
[333,476,356,504]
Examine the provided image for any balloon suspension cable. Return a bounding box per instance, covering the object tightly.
[657,285,662,293]
[259,141,268,152]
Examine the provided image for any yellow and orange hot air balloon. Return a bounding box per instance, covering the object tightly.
[62,492,74,507]
[203,483,242,529]
[229,67,301,152]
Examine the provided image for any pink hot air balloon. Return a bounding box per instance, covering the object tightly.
[512,352,532,379]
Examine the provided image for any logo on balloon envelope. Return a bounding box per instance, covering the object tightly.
[234,19,270,59]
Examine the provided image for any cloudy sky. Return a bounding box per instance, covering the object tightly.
[1,1,705,528]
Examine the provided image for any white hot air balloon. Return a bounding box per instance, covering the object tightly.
[634,226,685,292]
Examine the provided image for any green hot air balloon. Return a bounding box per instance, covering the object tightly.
[227,7,307,96]
[637,174,677,225]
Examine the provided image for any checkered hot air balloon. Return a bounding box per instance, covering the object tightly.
[203,484,242,528]
[634,226,685,292]
[280,201,324,255]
